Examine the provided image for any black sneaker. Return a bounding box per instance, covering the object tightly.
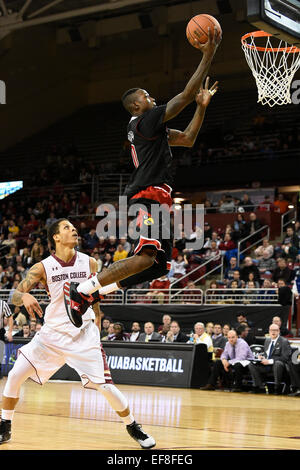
[126,421,156,449]
[64,282,101,328]
[0,420,11,444]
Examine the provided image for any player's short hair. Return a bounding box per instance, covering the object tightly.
[47,218,68,250]
[121,87,141,113]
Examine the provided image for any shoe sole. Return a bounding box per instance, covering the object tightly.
[140,442,156,449]
[63,282,83,328]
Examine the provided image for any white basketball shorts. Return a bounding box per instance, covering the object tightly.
[18,321,106,388]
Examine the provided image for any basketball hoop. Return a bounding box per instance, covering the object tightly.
[241,30,300,107]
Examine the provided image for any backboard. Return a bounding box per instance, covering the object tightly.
[247,0,300,46]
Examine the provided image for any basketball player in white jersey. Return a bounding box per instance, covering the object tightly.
[0,219,155,448]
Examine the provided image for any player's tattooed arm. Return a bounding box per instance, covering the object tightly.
[12,262,45,318]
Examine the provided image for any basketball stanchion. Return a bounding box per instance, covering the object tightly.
[241,30,300,107]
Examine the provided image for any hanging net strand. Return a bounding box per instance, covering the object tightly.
[241,31,300,107]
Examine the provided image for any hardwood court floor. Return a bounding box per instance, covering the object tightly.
[1,378,300,450]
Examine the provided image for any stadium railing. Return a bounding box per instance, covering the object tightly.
[237,225,270,266]
[1,287,283,306]
[281,207,297,239]
[204,288,279,305]
[125,288,203,304]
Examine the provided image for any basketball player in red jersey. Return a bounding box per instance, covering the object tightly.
[65,27,221,327]
[0,219,155,448]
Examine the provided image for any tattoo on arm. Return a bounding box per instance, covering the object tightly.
[12,263,44,306]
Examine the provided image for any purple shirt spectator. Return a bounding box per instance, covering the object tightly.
[221,337,254,365]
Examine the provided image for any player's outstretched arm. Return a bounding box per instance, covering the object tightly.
[168,77,218,147]
[11,262,44,319]
[163,27,221,123]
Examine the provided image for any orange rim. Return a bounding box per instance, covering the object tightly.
[241,30,300,53]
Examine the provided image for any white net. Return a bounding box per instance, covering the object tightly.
[241,32,300,107]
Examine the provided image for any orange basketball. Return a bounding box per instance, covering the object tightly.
[186,14,222,49]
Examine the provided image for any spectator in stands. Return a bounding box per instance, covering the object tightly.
[278,226,299,260]
[219,233,236,252]
[107,322,130,341]
[235,323,256,346]
[102,252,113,270]
[113,243,128,262]
[157,314,172,336]
[200,329,254,392]
[31,241,44,264]
[245,280,259,294]
[233,213,247,240]
[0,276,11,289]
[164,321,189,343]
[83,228,98,251]
[187,322,213,352]
[105,236,118,257]
[274,193,289,214]
[203,241,221,269]
[244,212,262,242]
[45,212,57,227]
[100,317,111,339]
[224,257,239,284]
[92,251,103,272]
[146,275,170,304]
[129,322,141,342]
[248,323,292,394]
[273,258,294,284]
[276,278,292,306]
[219,194,235,213]
[36,322,42,332]
[101,323,114,341]
[272,315,293,337]
[206,322,214,336]
[203,222,212,240]
[119,236,131,254]
[169,253,188,281]
[228,271,243,289]
[240,257,260,284]
[257,251,277,275]
[29,320,37,337]
[226,280,244,304]
[2,233,16,249]
[20,247,32,269]
[240,193,254,212]
[234,313,254,329]
[15,324,31,338]
[183,281,202,304]
[254,238,274,260]
[138,322,162,342]
[212,323,227,353]
[222,324,230,338]
[13,306,27,328]
[294,220,300,238]
[203,231,221,249]
[258,195,275,212]
[8,220,19,236]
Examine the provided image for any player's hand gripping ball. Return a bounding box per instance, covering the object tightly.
[186,14,222,49]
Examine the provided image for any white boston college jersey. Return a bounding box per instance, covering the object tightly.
[41,251,95,336]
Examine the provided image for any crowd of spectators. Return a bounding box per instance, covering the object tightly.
[203,192,292,215]
[176,121,300,167]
